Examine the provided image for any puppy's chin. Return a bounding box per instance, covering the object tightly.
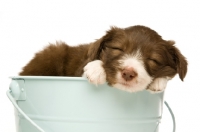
[112,83,146,93]
[111,72,153,93]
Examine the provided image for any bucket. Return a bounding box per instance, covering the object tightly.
[7,76,175,132]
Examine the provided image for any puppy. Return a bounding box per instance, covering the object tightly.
[20,25,187,93]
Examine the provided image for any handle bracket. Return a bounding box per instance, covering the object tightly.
[9,79,26,100]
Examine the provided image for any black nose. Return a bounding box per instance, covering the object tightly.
[121,68,137,81]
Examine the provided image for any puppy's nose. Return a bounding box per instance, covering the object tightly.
[121,68,137,81]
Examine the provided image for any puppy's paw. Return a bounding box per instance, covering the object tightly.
[147,77,170,93]
[83,60,106,85]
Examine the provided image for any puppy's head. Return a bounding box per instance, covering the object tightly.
[88,25,187,92]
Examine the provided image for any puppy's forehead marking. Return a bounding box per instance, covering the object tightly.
[123,49,142,60]
[119,50,143,68]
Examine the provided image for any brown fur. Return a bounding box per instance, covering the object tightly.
[20,43,90,76]
[20,25,187,85]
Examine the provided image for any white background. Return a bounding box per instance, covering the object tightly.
[0,0,200,132]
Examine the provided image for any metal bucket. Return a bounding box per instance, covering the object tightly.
[7,76,175,132]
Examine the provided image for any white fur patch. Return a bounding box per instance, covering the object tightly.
[83,60,106,85]
[113,52,153,92]
[147,77,170,93]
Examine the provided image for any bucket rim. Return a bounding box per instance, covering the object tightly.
[10,76,87,81]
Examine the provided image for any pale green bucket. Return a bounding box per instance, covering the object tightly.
[7,76,175,132]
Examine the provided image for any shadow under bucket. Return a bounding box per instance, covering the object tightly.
[7,76,173,132]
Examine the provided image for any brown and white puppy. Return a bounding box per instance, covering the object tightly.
[20,25,187,93]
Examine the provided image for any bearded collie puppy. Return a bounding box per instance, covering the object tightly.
[20,25,187,93]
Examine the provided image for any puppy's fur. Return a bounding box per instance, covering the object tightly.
[20,25,187,93]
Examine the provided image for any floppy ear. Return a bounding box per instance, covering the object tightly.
[87,38,104,60]
[169,41,188,81]
[87,26,122,60]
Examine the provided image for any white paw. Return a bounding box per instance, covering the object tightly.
[83,60,106,85]
[147,77,170,93]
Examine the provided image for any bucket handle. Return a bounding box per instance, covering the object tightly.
[7,90,176,132]
[7,90,45,132]
[164,101,176,132]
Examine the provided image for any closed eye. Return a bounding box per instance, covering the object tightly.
[148,58,161,65]
[105,46,124,52]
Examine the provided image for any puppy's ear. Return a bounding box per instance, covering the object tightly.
[87,38,104,60]
[87,27,123,60]
[168,41,188,81]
